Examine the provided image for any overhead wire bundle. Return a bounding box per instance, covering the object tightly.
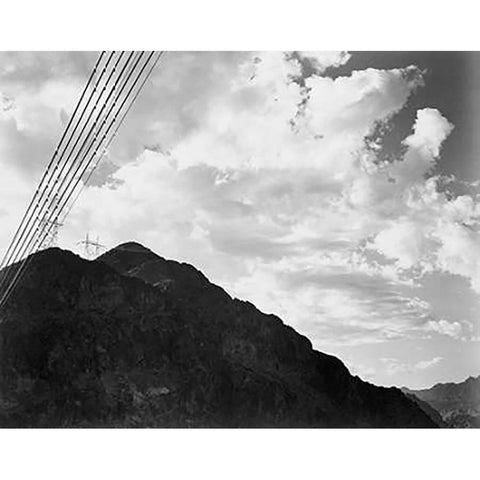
[0,50,164,311]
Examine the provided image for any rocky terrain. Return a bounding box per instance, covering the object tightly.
[0,242,439,427]
[403,376,480,428]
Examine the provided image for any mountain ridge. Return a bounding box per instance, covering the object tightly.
[0,243,439,427]
[402,375,480,428]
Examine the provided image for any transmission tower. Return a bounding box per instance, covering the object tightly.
[77,232,105,259]
[39,218,63,249]
[0,51,164,311]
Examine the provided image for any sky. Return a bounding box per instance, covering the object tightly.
[1,51,480,389]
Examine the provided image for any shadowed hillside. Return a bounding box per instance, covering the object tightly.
[403,376,480,428]
[0,242,438,427]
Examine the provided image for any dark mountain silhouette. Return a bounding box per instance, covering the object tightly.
[403,375,480,428]
[0,242,438,427]
[402,392,446,427]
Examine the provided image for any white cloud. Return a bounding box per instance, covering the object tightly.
[171,57,423,173]
[296,51,351,73]
[0,52,93,179]
[2,51,479,352]
[372,220,429,269]
[381,356,443,376]
[362,108,480,295]
[59,52,476,348]
[405,109,454,157]
[425,319,464,339]
[415,356,443,370]
[0,163,32,256]
[434,223,480,293]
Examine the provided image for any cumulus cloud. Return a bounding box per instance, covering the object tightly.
[169,54,423,173]
[0,52,94,179]
[2,51,479,354]
[58,52,480,349]
[396,108,454,182]
[295,51,352,75]
[425,319,464,339]
[372,220,428,269]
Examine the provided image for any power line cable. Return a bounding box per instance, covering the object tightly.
[0,52,121,295]
[0,51,159,311]
[0,52,116,279]
[63,51,165,222]
[0,52,153,310]
[0,51,107,275]
[0,51,137,309]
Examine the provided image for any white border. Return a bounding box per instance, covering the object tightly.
[0,429,477,479]
[0,1,478,478]
[0,0,479,50]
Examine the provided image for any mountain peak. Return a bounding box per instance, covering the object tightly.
[99,241,219,298]
[109,241,154,254]
[97,241,160,274]
[0,242,439,428]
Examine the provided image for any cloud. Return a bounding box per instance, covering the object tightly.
[434,223,480,293]
[0,52,95,179]
[60,52,471,348]
[0,163,32,255]
[295,51,352,75]
[2,51,479,353]
[381,356,443,376]
[372,220,429,269]
[416,357,443,370]
[361,108,480,295]
[425,319,464,339]
[169,56,423,172]
[395,108,454,182]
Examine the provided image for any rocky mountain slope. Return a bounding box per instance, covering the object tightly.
[0,242,438,427]
[403,376,480,428]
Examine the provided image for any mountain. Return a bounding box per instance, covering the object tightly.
[402,392,447,427]
[403,376,480,428]
[0,242,438,427]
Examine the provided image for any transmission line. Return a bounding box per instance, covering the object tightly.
[0,51,161,311]
[0,51,145,309]
[63,51,165,223]
[0,52,135,302]
[0,52,121,295]
[0,51,107,275]
[0,52,120,286]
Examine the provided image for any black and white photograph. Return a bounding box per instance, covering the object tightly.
[0,2,478,477]
[1,49,478,429]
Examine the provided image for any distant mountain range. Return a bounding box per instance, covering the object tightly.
[403,376,480,427]
[0,243,439,427]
